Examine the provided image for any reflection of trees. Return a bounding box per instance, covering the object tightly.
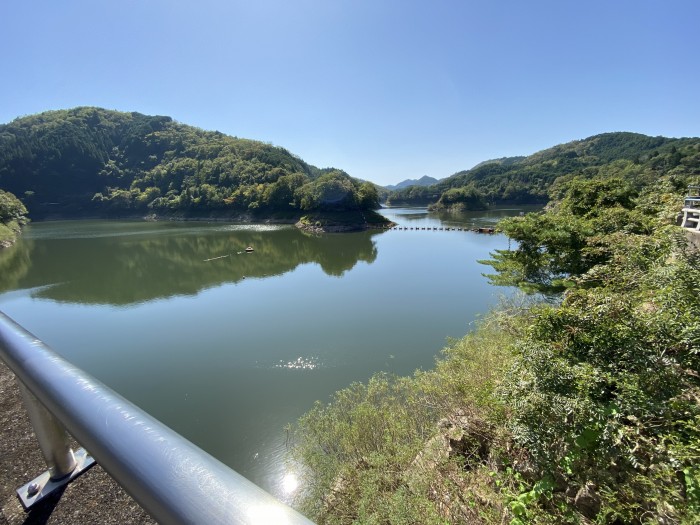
[7,226,380,305]
[0,240,32,293]
[302,233,378,277]
[383,207,543,229]
[398,212,430,222]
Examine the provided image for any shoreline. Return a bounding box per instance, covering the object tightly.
[15,209,396,235]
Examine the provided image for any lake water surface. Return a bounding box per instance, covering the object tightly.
[0,207,526,499]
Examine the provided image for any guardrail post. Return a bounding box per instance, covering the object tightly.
[16,382,95,508]
[19,383,77,478]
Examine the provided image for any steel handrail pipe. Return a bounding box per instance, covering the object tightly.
[0,311,314,525]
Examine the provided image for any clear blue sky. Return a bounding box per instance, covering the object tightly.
[2,0,699,186]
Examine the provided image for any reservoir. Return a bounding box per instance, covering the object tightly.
[0,207,524,500]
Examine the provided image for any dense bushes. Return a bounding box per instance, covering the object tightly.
[482,177,656,294]
[0,189,27,223]
[0,189,28,246]
[499,226,700,523]
[291,312,518,524]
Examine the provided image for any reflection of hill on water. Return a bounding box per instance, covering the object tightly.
[3,226,380,305]
[0,240,33,292]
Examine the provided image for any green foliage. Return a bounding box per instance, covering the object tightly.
[506,474,555,525]
[0,107,377,218]
[0,189,28,246]
[0,221,19,246]
[291,374,439,523]
[0,189,27,223]
[387,132,700,208]
[428,185,487,212]
[482,167,700,522]
[357,181,380,210]
[296,170,367,212]
[385,184,440,206]
[482,177,658,293]
[499,229,700,523]
[294,159,700,523]
[481,212,592,293]
[291,312,520,524]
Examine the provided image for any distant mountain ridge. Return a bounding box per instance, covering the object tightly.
[385,175,439,191]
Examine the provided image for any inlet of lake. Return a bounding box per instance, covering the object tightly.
[0,206,529,501]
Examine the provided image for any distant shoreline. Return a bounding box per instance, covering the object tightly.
[5,209,395,238]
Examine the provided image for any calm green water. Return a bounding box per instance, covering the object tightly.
[0,207,525,499]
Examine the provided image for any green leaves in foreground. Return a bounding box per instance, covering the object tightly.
[290,374,437,523]
[500,227,700,523]
[481,177,655,294]
[290,313,518,524]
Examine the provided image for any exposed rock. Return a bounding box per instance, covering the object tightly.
[294,220,365,234]
[404,416,500,523]
[574,482,601,519]
[685,230,700,253]
[410,416,494,477]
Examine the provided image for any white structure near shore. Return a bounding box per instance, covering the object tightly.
[681,185,700,232]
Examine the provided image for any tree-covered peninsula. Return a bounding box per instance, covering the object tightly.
[291,154,700,523]
[0,107,386,232]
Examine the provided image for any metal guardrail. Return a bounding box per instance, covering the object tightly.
[0,311,314,525]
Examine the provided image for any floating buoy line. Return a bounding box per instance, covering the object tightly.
[367,225,498,233]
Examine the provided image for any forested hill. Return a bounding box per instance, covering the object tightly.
[0,107,379,218]
[4,110,699,220]
[386,132,700,207]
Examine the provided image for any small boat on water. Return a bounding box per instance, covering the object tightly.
[245,246,254,252]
